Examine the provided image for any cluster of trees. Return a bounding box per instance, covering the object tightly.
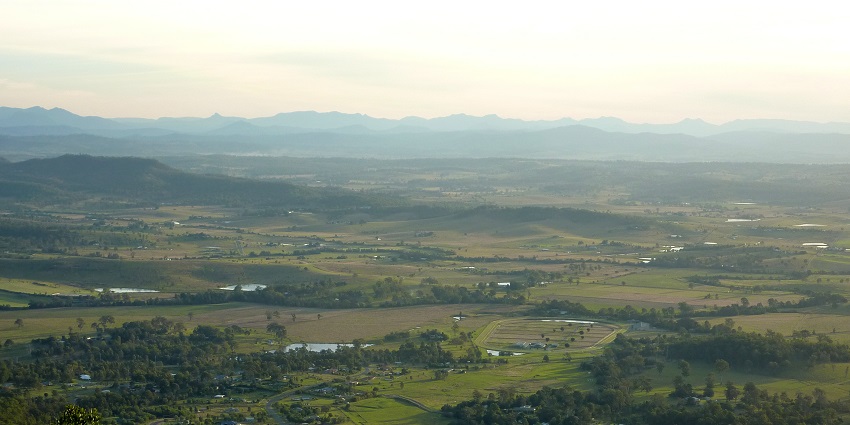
[667,331,850,372]
[0,216,154,256]
[0,393,83,425]
[0,218,87,254]
[652,246,799,275]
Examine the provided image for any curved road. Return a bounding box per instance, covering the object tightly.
[264,383,324,425]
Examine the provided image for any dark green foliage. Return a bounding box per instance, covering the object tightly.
[667,331,850,371]
[53,405,101,425]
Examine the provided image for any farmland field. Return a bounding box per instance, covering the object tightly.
[4,156,850,424]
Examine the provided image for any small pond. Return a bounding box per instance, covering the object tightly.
[486,349,524,356]
[283,343,371,352]
[219,284,267,291]
[94,288,159,293]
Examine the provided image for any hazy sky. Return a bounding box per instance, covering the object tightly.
[2,1,848,123]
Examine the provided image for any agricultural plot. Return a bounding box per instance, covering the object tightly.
[478,318,619,352]
[534,280,802,310]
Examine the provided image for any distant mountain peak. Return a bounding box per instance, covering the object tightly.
[3,106,850,139]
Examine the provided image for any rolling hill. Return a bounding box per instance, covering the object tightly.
[0,155,394,209]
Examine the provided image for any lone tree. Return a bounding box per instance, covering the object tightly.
[53,405,101,425]
[725,381,740,401]
[98,315,115,328]
[266,322,287,340]
[715,359,730,380]
[678,360,691,377]
[14,318,23,329]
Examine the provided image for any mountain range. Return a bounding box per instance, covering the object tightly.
[1,106,850,163]
[3,106,850,136]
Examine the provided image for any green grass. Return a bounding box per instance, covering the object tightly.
[705,310,850,342]
[345,397,449,425]
[0,290,33,308]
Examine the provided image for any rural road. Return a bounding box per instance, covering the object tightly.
[264,382,324,425]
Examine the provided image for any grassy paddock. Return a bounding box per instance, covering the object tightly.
[706,311,850,342]
[345,397,449,425]
[0,290,33,308]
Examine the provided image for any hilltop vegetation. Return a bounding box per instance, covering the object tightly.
[0,155,394,209]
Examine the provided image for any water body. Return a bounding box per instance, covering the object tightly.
[94,288,159,293]
[283,343,371,352]
[486,349,524,356]
[219,284,267,291]
[540,319,596,324]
